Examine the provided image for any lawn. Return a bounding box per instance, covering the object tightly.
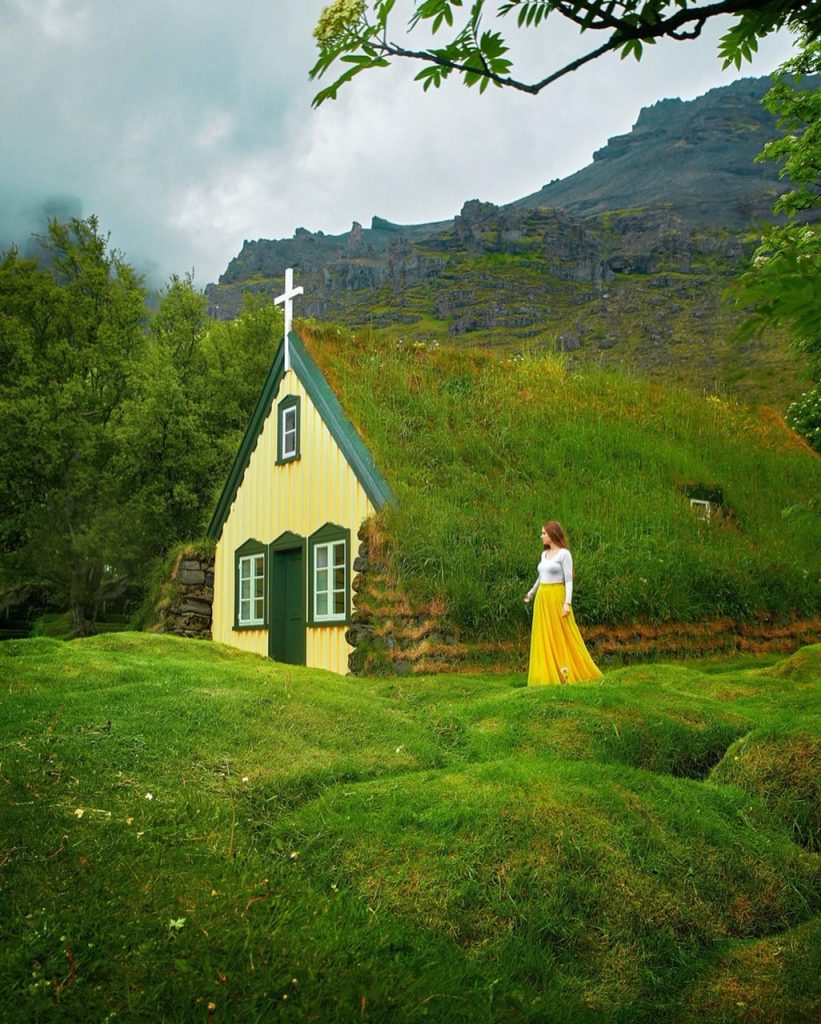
[1,634,818,1022]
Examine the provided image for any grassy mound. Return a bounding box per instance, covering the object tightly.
[711,730,820,852]
[298,324,820,639]
[1,634,818,1022]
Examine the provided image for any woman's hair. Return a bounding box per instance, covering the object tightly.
[542,521,569,551]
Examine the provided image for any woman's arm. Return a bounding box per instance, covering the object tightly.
[562,549,574,613]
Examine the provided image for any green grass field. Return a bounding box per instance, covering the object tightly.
[1,635,819,1022]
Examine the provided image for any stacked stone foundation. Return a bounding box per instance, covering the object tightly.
[152,549,214,639]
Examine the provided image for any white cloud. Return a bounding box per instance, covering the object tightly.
[0,0,800,286]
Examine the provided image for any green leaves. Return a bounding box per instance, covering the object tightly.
[310,2,820,103]
[734,33,821,369]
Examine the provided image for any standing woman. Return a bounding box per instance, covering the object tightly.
[524,521,602,685]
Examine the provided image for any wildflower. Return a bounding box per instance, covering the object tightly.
[314,0,366,47]
[145,792,154,801]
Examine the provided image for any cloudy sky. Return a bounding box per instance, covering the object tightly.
[0,1,797,287]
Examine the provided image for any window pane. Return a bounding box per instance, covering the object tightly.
[316,568,328,593]
[254,575,264,601]
[240,597,250,621]
[282,407,297,458]
[254,595,264,620]
[333,542,345,567]
[333,590,345,615]
[316,592,328,617]
[240,578,250,601]
[333,567,345,592]
[316,546,328,569]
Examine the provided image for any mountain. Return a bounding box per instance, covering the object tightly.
[206,76,817,408]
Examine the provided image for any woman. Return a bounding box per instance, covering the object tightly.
[524,521,602,685]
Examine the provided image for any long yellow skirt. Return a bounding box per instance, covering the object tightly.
[528,584,603,686]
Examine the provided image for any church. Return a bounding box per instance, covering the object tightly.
[206,271,394,674]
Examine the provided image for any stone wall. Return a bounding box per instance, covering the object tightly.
[152,550,214,639]
[346,520,463,675]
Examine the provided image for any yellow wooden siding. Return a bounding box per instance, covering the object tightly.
[212,368,375,674]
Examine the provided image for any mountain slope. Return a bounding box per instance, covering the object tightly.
[206,76,817,408]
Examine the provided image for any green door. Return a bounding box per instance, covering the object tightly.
[269,546,306,665]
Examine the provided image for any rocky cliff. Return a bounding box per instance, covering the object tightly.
[205,76,817,407]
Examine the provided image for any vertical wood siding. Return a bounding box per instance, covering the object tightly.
[212,368,375,674]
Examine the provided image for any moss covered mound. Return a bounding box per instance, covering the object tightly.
[299,323,820,641]
[2,634,818,1022]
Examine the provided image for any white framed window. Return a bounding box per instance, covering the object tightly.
[281,406,297,458]
[690,498,712,521]
[312,540,347,622]
[238,553,265,625]
[277,395,300,464]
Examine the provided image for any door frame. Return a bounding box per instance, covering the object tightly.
[268,531,306,665]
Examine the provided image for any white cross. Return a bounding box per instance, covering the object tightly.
[274,267,303,372]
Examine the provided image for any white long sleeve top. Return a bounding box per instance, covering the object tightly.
[527,548,574,605]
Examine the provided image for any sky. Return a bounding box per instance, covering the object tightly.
[0,1,798,288]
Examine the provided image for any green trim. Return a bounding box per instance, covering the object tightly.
[308,522,351,627]
[270,530,306,553]
[234,538,268,631]
[207,331,396,541]
[276,394,301,465]
[268,533,307,665]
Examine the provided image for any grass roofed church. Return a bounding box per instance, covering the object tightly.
[206,273,394,675]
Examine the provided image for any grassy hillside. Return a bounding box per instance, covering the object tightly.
[299,324,820,643]
[321,247,803,410]
[1,634,818,1022]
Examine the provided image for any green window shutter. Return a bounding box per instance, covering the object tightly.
[307,522,351,627]
[234,538,268,630]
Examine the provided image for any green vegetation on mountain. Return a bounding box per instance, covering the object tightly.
[300,321,820,637]
[206,76,816,410]
[1,633,818,1021]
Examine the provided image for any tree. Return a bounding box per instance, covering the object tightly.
[733,34,820,362]
[0,217,149,634]
[310,0,820,105]
[1,230,286,635]
[729,32,820,448]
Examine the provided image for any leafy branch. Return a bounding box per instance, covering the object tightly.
[310,0,818,105]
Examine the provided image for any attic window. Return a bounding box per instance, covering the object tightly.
[277,395,300,464]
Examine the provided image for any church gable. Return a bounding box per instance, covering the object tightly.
[207,329,395,542]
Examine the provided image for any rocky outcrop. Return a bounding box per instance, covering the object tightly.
[203,76,816,405]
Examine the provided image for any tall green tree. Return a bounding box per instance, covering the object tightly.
[310,0,819,105]
[1,232,286,634]
[0,217,148,634]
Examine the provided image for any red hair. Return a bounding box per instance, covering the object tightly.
[542,521,569,551]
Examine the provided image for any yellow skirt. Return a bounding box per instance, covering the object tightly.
[528,584,603,686]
